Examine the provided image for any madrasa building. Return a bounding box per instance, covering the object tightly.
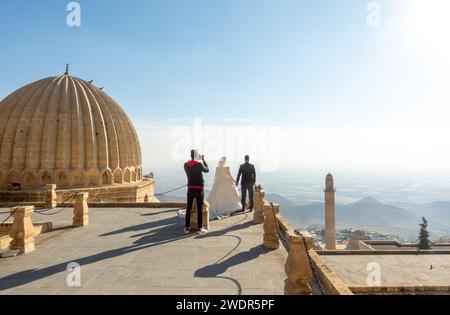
[0,69,157,203]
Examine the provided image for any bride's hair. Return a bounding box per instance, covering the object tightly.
[218,156,227,167]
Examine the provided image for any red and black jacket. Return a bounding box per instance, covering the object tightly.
[184,160,209,190]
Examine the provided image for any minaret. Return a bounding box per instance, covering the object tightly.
[324,173,336,250]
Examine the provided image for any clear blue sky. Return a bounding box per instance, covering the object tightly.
[0,0,392,122]
[1,0,450,174]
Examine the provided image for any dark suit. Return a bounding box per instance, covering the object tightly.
[236,163,256,211]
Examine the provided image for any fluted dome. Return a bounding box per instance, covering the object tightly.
[0,74,143,189]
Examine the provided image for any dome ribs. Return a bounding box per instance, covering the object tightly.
[106,96,129,171]
[68,75,85,171]
[55,76,72,170]
[39,77,62,170]
[111,101,139,175]
[73,77,97,171]
[5,78,53,171]
[13,79,52,170]
[25,79,58,172]
[88,84,121,173]
[0,82,36,170]
[0,74,143,188]
[78,78,109,171]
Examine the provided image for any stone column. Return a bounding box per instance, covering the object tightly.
[263,202,279,249]
[202,201,210,231]
[73,193,89,227]
[45,184,57,209]
[324,174,336,250]
[284,231,314,295]
[253,186,265,224]
[9,206,36,254]
[190,199,210,230]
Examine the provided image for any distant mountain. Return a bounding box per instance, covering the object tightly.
[337,198,419,230]
[274,196,450,240]
[264,193,296,207]
[409,202,450,219]
[356,196,385,205]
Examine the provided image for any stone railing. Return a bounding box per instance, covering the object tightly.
[0,193,90,255]
[255,188,354,295]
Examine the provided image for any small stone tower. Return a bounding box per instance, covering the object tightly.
[324,174,336,250]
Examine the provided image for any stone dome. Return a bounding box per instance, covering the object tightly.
[0,74,143,189]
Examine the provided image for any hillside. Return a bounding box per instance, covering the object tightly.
[277,196,450,240]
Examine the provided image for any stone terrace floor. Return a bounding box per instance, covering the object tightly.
[322,254,450,287]
[0,207,287,295]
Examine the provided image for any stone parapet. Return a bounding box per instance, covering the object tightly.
[45,184,57,209]
[8,206,36,254]
[0,180,158,204]
[189,200,210,231]
[263,202,280,250]
[253,187,265,224]
[73,193,89,227]
[350,286,450,295]
[284,231,313,295]
[308,250,354,295]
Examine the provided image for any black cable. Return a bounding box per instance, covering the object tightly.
[0,209,16,225]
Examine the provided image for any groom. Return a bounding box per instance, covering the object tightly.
[236,155,256,213]
[184,150,209,234]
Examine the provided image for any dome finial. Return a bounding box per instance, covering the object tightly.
[65,63,70,75]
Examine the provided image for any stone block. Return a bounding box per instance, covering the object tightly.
[73,193,89,227]
[8,206,35,254]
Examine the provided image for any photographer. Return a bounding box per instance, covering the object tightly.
[184,150,209,234]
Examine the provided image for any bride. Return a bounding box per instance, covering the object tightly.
[207,157,242,220]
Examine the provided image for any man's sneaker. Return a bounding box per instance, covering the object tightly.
[184,228,190,234]
[198,228,208,235]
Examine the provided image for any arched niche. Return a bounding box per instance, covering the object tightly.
[56,170,70,187]
[137,168,142,181]
[87,169,100,186]
[0,170,6,185]
[39,170,53,186]
[22,170,36,188]
[71,169,86,187]
[124,168,131,183]
[113,168,123,184]
[101,169,113,185]
[7,169,21,184]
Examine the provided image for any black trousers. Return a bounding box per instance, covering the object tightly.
[241,184,254,211]
[186,188,204,229]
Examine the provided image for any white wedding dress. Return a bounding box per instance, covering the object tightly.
[207,160,242,220]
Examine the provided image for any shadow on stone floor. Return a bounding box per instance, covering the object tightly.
[195,245,270,278]
[194,245,271,294]
[0,215,192,291]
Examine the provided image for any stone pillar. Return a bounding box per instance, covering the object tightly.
[284,231,314,295]
[202,201,210,231]
[253,186,265,224]
[189,199,210,230]
[324,174,336,250]
[45,184,57,209]
[73,193,89,227]
[9,206,36,254]
[263,202,279,249]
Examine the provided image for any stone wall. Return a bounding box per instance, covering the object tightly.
[0,180,158,204]
[308,250,354,295]
[350,286,450,295]
[263,195,354,295]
